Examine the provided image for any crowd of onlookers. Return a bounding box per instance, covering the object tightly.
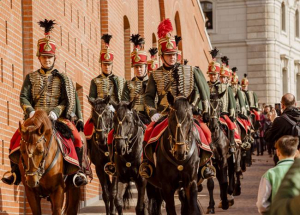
[256,93,300,215]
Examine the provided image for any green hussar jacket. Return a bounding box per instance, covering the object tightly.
[20,68,83,122]
[232,86,247,116]
[144,65,210,118]
[243,90,259,110]
[208,81,236,118]
[240,90,250,112]
[89,73,125,103]
[121,75,148,113]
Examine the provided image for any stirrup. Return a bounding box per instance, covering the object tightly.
[104,162,116,176]
[201,165,216,179]
[241,141,251,151]
[139,163,153,179]
[2,171,16,185]
[73,172,88,188]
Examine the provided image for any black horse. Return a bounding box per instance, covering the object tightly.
[87,96,116,215]
[111,101,147,215]
[147,93,201,215]
[206,97,237,214]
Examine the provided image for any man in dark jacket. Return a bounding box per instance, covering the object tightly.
[264,93,300,163]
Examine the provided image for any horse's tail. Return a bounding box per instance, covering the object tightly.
[123,183,132,209]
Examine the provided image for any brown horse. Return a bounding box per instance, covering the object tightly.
[18,110,80,215]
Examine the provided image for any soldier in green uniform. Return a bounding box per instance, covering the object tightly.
[2,20,87,187]
[88,34,125,103]
[231,67,247,117]
[139,19,212,179]
[241,74,259,115]
[121,34,150,124]
[207,54,238,153]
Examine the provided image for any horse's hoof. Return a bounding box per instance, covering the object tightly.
[233,187,241,196]
[219,201,229,210]
[206,208,215,214]
[228,199,234,207]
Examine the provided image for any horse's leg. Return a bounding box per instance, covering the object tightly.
[227,156,235,207]
[109,176,117,215]
[114,181,126,215]
[24,187,42,215]
[66,186,81,215]
[146,183,163,215]
[49,185,64,215]
[134,177,147,215]
[233,149,242,196]
[161,184,177,215]
[206,178,215,214]
[184,180,199,215]
[96,166,112,215]
[218,165,229,210]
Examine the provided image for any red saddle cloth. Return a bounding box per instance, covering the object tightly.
[219,117,241,144]
[145,118,212,153]
[237,117,251,133]
[9,129,80,175]
[84,118,94,140]
[251,109,260,121]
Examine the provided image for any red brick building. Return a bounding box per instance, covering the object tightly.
[0,0,211,214]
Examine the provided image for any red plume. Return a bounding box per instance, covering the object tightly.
[157,18,173,39]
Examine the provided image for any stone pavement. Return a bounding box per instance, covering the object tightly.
[79,153,274,215]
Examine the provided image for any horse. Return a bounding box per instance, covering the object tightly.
[148,93,201,215]
[87,96,116,215]
[111,100,147,215]
[18,110,80,215]
[206,96,237,214]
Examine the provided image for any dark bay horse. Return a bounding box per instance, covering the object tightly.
[87,96,116,215]
[111,101,147,215]
[18,110,80,215]
[206,97,237,214]
[150,93,201,215]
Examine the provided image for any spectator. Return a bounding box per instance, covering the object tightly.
[259,105,271,156]
[270,157,300,215]
[264,93,300,164]
[256,136,299,215]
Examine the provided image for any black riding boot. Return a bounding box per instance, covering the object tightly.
[1,161,21,185]
[104,143,116,176]
[73,147,88,187]
[229,129,236,154]
[139,141,154,179]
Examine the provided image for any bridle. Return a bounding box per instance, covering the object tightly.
[114,110,141,155]
[21,133,55,180]
[92,105,113,142]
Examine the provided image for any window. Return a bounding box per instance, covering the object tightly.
[201,1,213,30]
[296,10,299,38]
[281,2,286,32]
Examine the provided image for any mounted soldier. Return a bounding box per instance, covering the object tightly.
[207,51,238,153]
[121,34,151,125]
[139,18,214,180]
[2,19,88,187]
[84,34,125,176]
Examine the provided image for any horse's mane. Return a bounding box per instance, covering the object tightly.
[23,110,52,133]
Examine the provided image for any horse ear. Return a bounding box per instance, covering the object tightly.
[104,95,111,104]
[167,92,174,107]
[19,121,28,134]
[87,96,95,106]
[38,123,45,136]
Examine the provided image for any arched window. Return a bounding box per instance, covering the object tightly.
[296,9,299,38]
[200,1,213,30]
[123,16,131,80]
[281,2,286,32]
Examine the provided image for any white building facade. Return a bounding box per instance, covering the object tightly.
[200,0,300,105]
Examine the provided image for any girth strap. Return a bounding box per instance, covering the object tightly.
[44,142,61,176]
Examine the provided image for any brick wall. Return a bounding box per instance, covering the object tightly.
[0,0,211,214]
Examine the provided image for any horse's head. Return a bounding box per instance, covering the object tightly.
[167,92,194,161]
[113,100,139,156]
[19,110,52,188]
[209,90,225,137]
[88,95,113,145]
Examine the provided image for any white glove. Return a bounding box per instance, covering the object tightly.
[48,111,58,121]
[151,113,161,122]
[29,111,35,118]
[108,104,115,112]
